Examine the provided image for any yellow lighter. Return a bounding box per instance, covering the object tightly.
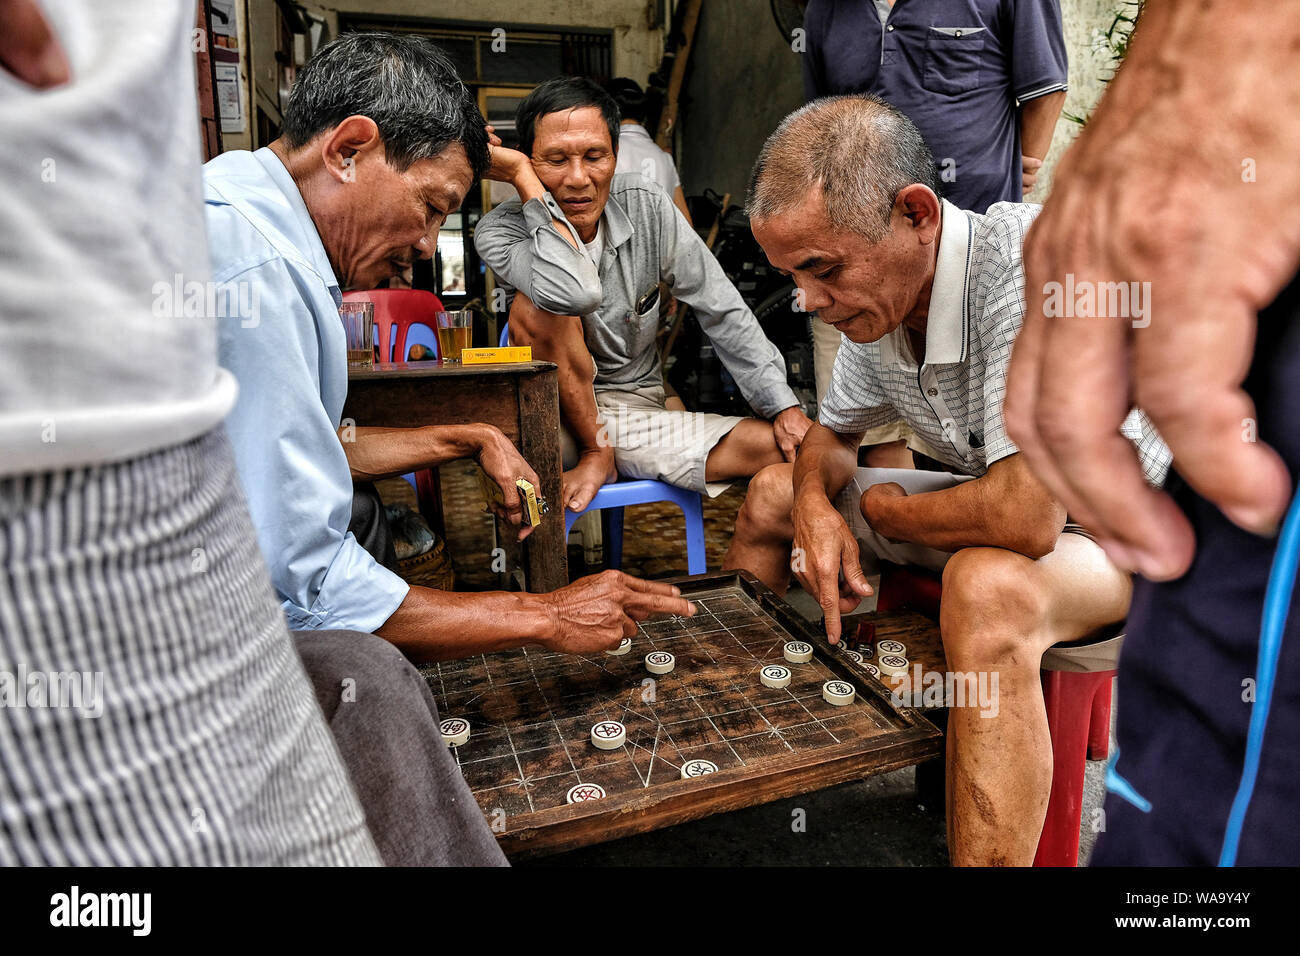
[477,468,549,527]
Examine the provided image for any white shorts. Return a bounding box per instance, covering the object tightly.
[561,385,745,497]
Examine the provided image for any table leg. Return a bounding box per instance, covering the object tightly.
[517,369,567,592]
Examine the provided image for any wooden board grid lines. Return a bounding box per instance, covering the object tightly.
[423,570,943,858]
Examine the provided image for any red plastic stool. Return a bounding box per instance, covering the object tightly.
[875,562,1120,867]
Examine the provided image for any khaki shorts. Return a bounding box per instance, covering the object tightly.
[560,385,745,497]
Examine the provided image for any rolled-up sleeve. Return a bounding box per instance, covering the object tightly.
[215,258,409,633]
[475,194,603,315]
[1009,0,1069,102]
[656,192,799,418]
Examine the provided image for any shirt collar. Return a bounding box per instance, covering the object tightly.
[253,147,341,301]
[880,198,973,368]
[599,185,636,251]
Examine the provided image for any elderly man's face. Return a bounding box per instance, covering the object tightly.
[752,189,933,344]
[330,142,474,291]
[529,106,616,242]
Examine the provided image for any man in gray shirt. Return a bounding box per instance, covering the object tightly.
[476,77,812,512]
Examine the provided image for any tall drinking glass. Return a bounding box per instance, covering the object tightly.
[340,301,375,370]
[436,311,473,363]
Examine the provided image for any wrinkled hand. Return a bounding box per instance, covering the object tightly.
[1004,8,1300,581]
[1021,155,1043,196]
[860,481,907,542]
[476,425,544,541]
[791,491,873,643]
[0,0,69,88]
[773,406,814,462]
[541,570,696,654]
[485,124,531,185]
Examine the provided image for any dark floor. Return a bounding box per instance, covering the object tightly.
[376,468,1111,867]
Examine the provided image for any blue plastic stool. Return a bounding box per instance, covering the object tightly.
[500,322,707,575]
[568,479,708,575]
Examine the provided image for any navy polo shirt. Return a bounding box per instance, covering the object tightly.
[802,0,1068,213]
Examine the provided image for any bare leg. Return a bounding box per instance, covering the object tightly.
[704,419,786,483]
[508,294,615,511]
[721,462,796,593]
[938,536,1131,866]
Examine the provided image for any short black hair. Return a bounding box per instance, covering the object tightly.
[605,77,646,124]
[281,31,489,178]
[515,76,620,157]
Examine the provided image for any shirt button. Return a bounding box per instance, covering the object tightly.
[927,388,938,397]
[955,30,963,37]
[887,24,895,32]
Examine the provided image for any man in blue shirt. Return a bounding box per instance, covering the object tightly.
[802,0,1068,213]
[206,36,693,664]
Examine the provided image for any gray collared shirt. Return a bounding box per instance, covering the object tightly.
[474,173,799,418]
[820,200,1171,486]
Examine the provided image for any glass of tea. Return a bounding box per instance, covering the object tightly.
[340,301,375,370]
[436,311,473,363]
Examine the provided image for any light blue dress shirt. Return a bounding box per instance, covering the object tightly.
[203,147,410,633]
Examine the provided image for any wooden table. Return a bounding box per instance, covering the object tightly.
[345,361,565,592]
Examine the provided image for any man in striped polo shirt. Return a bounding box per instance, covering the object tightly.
[724,95,1169,866]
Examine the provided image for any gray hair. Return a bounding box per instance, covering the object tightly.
[281,31,488,178]
[747,95,940,242]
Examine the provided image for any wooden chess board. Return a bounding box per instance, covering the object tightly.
[422,570,943,858]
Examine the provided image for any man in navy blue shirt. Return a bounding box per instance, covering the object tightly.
[802,0,1068,213]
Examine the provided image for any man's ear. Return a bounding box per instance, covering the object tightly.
[320,115,384,185]
[895,184,942,243]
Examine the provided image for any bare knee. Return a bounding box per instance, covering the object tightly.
[736,463,794,540]
[940,548,1049,670]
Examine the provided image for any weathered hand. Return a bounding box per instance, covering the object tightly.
[540,570,695,654]
[791,490,872,643]
[1021,155,1043,196]
[476,426,543,541]
[773,406,814,462]
[1003,3,1300,581]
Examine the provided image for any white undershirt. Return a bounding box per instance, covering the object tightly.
[583,219,607,267]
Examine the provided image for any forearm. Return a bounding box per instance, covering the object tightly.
[376,586,555,664]
[510,164,579,250]
[865,477,1064,558]
[1018,90,1065,160]
[339,424,487,481]
[792,424,861,506]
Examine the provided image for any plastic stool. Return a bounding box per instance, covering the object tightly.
[567,479,707,575]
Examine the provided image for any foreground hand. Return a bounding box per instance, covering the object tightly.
[773,406,814,462]
[541,570,696,654]
[791,490,873,643]
[0,0,69,88]
[1004,5,1299,581]
[476,426,544,541]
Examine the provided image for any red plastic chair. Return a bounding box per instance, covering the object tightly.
[341,289,448,533]
[342,289,445,362]
[874,562,1118,867]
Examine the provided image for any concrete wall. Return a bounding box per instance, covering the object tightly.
[678,0,1127,207]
